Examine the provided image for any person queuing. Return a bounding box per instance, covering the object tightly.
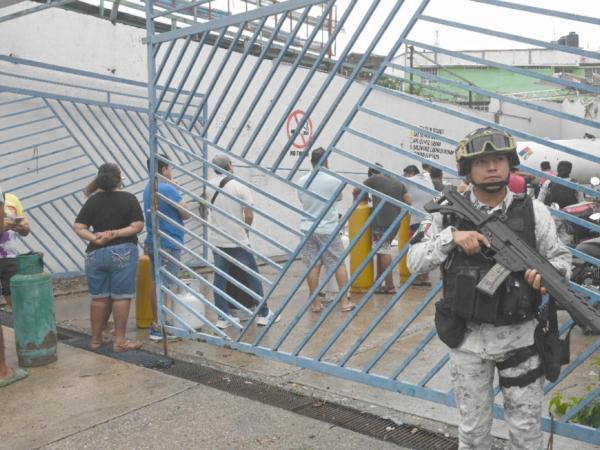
[0,193,31,312]
[355,163,411,294]
[297,148,355,313]
[422,163,445,192]
[74,163,144,353]
[143,156,190,341]
[538,160,584,208]
[0,190,28,388]
[403,164,436,286]
[208,155,278,329]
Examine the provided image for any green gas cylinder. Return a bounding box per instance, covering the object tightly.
[10,253,57,367]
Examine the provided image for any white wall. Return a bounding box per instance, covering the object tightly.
[0,2,594,273]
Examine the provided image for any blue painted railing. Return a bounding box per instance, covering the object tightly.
[142,1,600,445]
[1,0,599,445]
[140,0,600,445]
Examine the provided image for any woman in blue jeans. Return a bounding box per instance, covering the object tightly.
[74,163,144,352]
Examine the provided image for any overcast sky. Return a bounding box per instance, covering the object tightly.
[335,0,599,56]
[113,0,599,59]
[200,0,600,59]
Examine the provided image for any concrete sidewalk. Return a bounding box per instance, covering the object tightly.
[45,262,598,450]
[1,328,401,450]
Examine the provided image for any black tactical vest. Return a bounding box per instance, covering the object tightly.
[441,193,540,326]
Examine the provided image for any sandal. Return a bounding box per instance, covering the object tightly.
[102,330,115,342]
[311,302,323,313]
[318,292,333,303]
[341,302,356,312]
[90,341,104,351]
[375,286,397,294]
[0,367,28,388]
[103,320,115,333]
[112,340,143,353]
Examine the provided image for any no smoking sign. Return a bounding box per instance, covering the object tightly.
[286,109,313,154]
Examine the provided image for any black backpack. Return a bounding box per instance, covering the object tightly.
[545,182,578,208]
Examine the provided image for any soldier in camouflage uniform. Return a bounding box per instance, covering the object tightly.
[407,128,571,450]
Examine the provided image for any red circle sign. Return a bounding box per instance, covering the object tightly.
[286,110,313,149]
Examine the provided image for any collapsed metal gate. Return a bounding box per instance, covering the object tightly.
[143,0,600,444]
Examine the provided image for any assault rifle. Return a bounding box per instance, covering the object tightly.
[425,190,600,334]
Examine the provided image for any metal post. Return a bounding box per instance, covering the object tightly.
[202,104,208,262]
[409,45,414,94]
[398,215,411,282]
[144,0,164,353]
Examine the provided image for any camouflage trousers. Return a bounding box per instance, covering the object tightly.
[450,347,544,450]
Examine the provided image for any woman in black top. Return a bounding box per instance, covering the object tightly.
[74,163,144,352]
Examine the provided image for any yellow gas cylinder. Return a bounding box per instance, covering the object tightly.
[398,214,411,282]
[349,201,374,292]
[136,255,154,329]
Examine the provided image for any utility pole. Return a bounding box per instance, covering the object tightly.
[409,45,414,94]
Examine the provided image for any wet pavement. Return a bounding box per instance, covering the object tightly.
[1,328,402,450]
[8,260,599,449]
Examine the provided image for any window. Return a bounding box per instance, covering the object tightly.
[419,67,437,85]
[585,67,600,83]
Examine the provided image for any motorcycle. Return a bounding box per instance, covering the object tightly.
[566,177,600,292]
[552,177,600,245]
[572,236,600,291]
[560,201,600,246]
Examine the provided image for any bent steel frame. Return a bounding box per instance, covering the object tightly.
[0,54,207,274]
[144,0,600,444]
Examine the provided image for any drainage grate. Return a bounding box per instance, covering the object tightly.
[155,356,458,450]
[51,327,176,369]
[0,311,458,449]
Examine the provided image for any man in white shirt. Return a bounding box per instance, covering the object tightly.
[403,164,436,286]
[403,164,436,229]
[208,155,278,329]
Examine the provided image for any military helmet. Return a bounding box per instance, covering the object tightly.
[456,127,519,176]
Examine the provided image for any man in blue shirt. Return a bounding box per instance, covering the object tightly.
[143,157,190,341]
[297,148,355,313]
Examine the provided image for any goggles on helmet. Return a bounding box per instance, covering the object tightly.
[456,131,516,162]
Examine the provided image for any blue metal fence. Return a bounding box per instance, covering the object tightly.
[143,1,600,444]
[2,0,597,444]
[0,54,207,274]
[140,0,600,444]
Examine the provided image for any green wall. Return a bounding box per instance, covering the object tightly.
[404,66,588,104]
